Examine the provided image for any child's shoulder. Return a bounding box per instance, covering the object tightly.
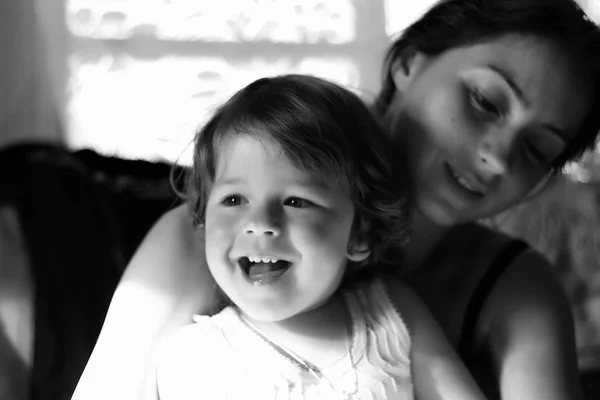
[371,275,437,336]
[156,311,238,399]
[157,309,243,371]
[346,276,416,338]
[352,275,420,310]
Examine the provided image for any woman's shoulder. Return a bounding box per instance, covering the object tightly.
[479,243,570,327]
[457,222,559,302]
[461,225,575,360]
[448,223,563,325]
[469,239,582,399]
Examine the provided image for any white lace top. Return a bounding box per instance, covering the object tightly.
[157,277,413,400]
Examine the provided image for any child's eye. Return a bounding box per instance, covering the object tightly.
[468,88,503,118]
[283,197,312,208]
[221,195,246,207]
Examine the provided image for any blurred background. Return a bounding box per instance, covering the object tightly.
[6,0,600,167]
[12,0,435,163]
[1,0,600,399]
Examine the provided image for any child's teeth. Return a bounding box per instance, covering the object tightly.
[248,256,279,263]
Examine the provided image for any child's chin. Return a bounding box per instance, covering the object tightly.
[239,305,301,323]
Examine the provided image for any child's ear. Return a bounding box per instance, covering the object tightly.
[390,47,429,93]
[346,242,371,263]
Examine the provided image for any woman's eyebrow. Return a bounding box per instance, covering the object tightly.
[487,63,530,107]
[487,63,569,143]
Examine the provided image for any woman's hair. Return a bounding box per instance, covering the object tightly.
[374,0,600,171]
[186,74,409,267]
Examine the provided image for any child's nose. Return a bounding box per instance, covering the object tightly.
[244,224,280,236]
[243,207,281,237]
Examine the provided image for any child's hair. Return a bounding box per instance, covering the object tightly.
[374,0,600,172]
[185,74,409,269]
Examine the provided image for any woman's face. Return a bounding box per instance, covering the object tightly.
[388,35,593,226]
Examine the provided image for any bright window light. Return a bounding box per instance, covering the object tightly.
[65,0,364,163]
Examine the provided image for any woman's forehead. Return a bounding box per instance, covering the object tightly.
[442,35,578,72]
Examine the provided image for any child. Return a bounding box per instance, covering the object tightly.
[156,75,487,400]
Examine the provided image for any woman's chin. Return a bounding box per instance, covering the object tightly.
[415,197,465,227]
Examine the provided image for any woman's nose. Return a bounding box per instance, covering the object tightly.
[476,131,511,178]
[478,146,508,176]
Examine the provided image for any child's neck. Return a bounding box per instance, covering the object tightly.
[241,293,350,369]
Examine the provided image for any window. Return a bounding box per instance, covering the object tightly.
[65,0,439,163]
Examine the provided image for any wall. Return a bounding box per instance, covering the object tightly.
[0,1,64,148]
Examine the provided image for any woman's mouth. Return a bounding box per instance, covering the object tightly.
[238,256,292,285]
[445,164,486,198]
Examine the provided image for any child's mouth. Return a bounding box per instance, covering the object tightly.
[238,256,291,285]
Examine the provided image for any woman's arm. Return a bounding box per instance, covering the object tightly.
[387,279,488,400]
[71,204,217,400]
[476,249,583,400]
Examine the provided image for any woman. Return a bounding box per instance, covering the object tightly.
[72,0,600,399]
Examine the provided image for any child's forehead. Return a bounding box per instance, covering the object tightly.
[213,133,349,190]
[215,133,289,168]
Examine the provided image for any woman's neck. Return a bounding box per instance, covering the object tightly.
[241,294,350,368]
[403,211,453,271]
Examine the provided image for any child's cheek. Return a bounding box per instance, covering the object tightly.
[289,213,329,238]
[204,209,241,240]
[292,214,350,248]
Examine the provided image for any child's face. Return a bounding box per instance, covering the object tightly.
[204,133,359,322]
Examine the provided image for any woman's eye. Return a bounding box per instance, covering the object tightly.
[469,88,503,118]
[284,197,312,208]
[221,195,245,206]
[524,141,547,164]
